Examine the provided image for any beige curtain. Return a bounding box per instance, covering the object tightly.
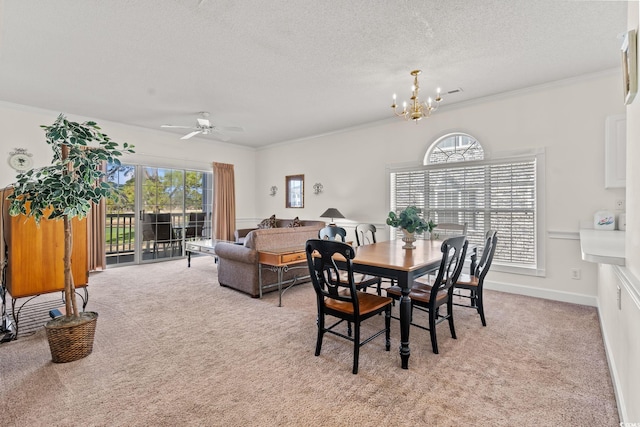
[213,162,236,241]
[87,199,106,271]
[87,161,107,271]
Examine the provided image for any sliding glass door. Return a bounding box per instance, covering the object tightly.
[106,163,212,266]
[105,164,136,265]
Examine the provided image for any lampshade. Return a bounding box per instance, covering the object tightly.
[320,208,345,225]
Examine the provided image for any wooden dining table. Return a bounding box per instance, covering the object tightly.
[350,239,445,369]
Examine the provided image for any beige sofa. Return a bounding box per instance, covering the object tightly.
[234,218,323,244]
[215,219,325,297]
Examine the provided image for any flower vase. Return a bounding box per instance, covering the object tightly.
[401,229,416,249]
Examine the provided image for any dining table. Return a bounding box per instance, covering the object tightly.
[349,239,447,369]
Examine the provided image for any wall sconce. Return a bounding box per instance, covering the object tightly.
[313,183,323,195]
[269,186,278,196]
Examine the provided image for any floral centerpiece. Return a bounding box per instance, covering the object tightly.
[386,206,436,249]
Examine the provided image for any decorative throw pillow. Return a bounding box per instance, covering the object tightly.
[258,214,277,229]
[289,216,303,228]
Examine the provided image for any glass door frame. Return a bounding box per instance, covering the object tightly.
[106,163,213,267]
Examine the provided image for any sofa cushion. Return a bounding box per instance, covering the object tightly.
[288,217,303,228]
[277,218,325,228]
[258,214,277,229]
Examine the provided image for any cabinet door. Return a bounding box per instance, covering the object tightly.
[2,192,88,298]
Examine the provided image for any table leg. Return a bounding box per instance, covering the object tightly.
[187,251,192,267]
[277,267,284,307]
[399,285,411,369]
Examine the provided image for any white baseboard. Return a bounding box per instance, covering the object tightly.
[596,299,627,423]
[484,280,598,307]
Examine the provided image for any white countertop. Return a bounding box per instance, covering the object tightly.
[579,229,626,266]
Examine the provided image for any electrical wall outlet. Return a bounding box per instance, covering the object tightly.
[615,199,625,210]
[570,268,581,280]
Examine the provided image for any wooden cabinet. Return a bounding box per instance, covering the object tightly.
[1,188,88,298]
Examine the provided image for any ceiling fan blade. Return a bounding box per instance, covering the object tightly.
[162,124,195,129]
[181,130,202,140]
[197,118,211,127]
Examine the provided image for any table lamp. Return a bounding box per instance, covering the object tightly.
[320,208,345,226]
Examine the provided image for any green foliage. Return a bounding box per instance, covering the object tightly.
[105,167,206,213]
[7,114,135,223]
[386,206,436,234]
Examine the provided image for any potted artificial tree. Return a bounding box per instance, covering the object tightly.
[7,114,133,363]
[386,205,436,249]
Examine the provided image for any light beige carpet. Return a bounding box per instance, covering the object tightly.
[0,257,619,426]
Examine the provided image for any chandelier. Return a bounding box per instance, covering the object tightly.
[391,69,442,123]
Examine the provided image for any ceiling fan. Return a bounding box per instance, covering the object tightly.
[161,112,243,141]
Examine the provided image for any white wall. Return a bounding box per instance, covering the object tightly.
[626,1,640,286]
[256,72,625,304]
[0,102,258,219]
[594,3,640,423]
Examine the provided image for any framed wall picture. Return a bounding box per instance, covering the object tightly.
[285,174,304,208]
[621,29,637,105]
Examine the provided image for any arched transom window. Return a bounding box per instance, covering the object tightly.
[424,133,484,165]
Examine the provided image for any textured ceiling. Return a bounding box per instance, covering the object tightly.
[0,0,628,147]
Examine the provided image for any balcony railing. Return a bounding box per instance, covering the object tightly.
[106,213,136,255]
[105,212,211,256]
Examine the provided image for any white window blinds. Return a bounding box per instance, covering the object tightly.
[390,157,537,268]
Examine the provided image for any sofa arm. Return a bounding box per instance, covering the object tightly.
[215,241,258,264]
[234,228,258,243]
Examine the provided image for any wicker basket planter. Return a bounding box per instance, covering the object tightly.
[44,311,98,363]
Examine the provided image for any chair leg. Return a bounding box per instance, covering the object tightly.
[315,313,324,356]
[347,321,352,337]
[429,308,438,354]
[385,307,391,351]
[477,289,487,326]
[353,324,360,375]
[447,299,456,340]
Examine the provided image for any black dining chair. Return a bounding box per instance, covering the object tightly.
[355,223,394,293]
[318,225,347,241]
[355,223,377,246]
[305,239,392,374]
[319,226,382,294]
[386,235,468,354]
[453,230,498,326]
